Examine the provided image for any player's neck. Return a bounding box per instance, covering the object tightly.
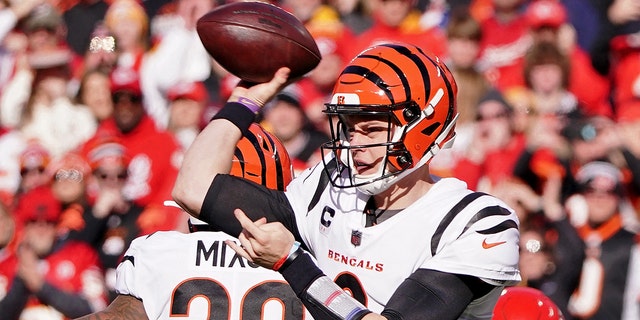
[374,166,434,210]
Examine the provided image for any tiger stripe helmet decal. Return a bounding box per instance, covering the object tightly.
[321,43,459,192]
[232,124,293,191]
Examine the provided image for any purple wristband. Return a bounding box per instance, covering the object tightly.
[237,97,262,113]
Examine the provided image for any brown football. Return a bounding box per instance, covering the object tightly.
[196,2,321,83]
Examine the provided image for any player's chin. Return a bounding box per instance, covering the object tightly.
[354,164,377,176]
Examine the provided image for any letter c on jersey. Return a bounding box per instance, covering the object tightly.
[321,206,335,228]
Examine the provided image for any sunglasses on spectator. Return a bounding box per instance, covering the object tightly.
[94,170,128,181]
[55,169,83,182]
[475,111,510,121]
[583,186,617,196]
[20,166,45,177]
[25,217,58,225]
[112,92,143,104]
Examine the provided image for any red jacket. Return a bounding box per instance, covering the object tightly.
[86,115,184,232]
[0,241,107,319]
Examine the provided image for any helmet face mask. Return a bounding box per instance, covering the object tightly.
[321,108,413,191]
[320,43,458,195]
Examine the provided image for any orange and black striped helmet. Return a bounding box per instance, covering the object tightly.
[188,123,292,232]
[321,43,458,194]
[231,123,293,191]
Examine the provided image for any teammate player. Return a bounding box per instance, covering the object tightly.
[173,43,521,319]
[75,124,309,319]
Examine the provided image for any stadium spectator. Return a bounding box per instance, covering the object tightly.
[16,141,51,197]
[140,0,213,129]
[453,90,527,191]
[430,8,490,178]
[46,152,92,232]
[524,0,612,118]
[565,161,640,319]
[19,52,96,158]
[590,0,640,121]
[508,42,582,198]
[83,70,184,233]
[502,85,537,134]
[66,139,144,302]
[0,0,43,92]
[504,173,584,319]
[166,80,209,150]
[173,44,521,319]
[328,0,373,35]
[74,68,113,124]
[0,186,108,320]
[78,22,117,79]
[281,0,356,136]
[1,3,83,131]
[296,33,350,136]
[444,8,489,126]
[477,0,530,90]
[261,87,328,174]
[347,0,447,60]
[0,0,43,41]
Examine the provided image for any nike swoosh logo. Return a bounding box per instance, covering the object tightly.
[482,239,507,249]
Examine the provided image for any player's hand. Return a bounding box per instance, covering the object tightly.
[226,208,294,269]
[228,67,290,109]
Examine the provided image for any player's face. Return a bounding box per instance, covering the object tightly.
[343,115,394,176]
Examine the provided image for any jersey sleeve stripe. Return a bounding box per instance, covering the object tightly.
[457,205,512,238]
[431,192,487,256]
[475,220,518,235]
[122,255,135,267]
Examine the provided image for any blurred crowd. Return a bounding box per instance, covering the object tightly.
[0,0,639,319]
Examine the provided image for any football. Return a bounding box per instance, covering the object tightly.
[196,2,321,83]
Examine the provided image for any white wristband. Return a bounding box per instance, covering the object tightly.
[306,275,370,320]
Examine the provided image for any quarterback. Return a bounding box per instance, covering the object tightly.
[173,43,521,319]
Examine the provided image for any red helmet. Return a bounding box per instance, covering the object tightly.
[321,43,458,194]
[493,287,564,320]
[231,123,293,191]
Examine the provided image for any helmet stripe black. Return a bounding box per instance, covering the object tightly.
[341,65,395,103]
[358,54,412,103]
[384,44,433,107]
[415,46,457,126]
[242,128,268,186]
[233,148,246,175]
[262,129,287,191]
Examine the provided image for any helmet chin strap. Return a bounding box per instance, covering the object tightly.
[354,113,459,196]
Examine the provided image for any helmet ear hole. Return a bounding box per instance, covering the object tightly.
[402,102,421,124]
[388,149,413,170]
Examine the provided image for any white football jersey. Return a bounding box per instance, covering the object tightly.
[285,161,521,318]
[115,231,311,320]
